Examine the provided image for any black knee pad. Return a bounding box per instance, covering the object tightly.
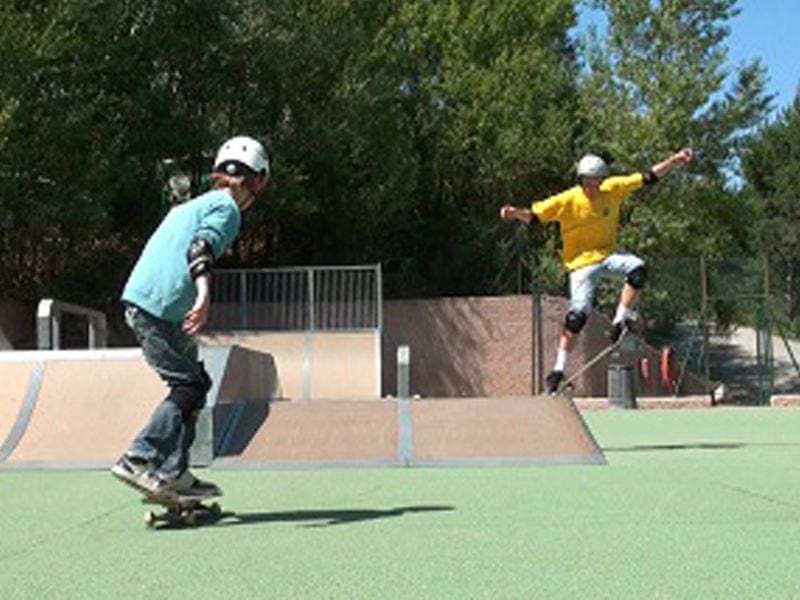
[167,371,211,421]
[626,265,648,289]
[564,310,587,334]
[197,362,212,394]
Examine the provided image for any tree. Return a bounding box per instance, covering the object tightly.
[742,94,800,324]
[234,0,581,297]
[0,0,245,305]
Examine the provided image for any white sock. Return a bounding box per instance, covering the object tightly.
[553,348,568,372]
[613,303,631,324]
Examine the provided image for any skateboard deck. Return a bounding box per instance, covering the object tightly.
[555,328,633,397]
[141,491,223,528]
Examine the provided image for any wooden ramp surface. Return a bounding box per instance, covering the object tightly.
[0,362,38,461]
[215,396,605,469]
[0,346,277,469]
[0,348,604,470]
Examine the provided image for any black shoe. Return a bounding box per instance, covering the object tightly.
[160,471,223,499]
[609,318,636,344]
[545,370,564,395]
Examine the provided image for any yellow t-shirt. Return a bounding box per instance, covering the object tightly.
[531,173,644,271]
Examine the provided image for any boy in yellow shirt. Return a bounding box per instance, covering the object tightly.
[500,148,693,394]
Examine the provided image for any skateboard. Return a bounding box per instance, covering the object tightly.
[141,492,223,528]
[554,328,633,397]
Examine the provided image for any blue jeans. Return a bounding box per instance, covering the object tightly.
[569,253,645,314]
[124,304,209,480]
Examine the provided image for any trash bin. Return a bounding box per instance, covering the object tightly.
[607,364,637,409]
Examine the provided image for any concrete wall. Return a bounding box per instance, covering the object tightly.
[382,295,707,398]
[382,296,537,398]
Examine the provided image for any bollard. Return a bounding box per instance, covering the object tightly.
[607,364,637,409]
[397,345,411,399]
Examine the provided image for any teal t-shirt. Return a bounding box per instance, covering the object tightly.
[122,190,241,323]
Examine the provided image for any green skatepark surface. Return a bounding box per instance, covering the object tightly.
[2,407,800,599]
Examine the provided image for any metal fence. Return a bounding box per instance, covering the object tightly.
[519,252,800,404]
[207,264,382,332]
[640,258,799,404]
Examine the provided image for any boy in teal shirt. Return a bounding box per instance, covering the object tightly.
[112,136,269,498]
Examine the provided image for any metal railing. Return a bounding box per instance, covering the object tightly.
[36,299,108,350]
[207,264,382,332]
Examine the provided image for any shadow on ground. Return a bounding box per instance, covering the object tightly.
[604,441,800,453]
[215,505,455,529]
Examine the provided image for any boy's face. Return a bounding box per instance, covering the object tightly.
[241,173,270,211]
[580,177,603,198]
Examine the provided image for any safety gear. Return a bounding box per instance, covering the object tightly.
[643,169,659,185]
[187,237,215,280]
[214,136,269,176]
[626,265,648,289]
[576,154,609,179]
[564,309,587,334]
[166,367,212,421]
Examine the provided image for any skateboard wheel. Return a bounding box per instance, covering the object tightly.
[210,503,221,517]
[184,511,197,526]
[144,512,157,528]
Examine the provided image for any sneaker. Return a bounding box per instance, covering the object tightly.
[609,321,625,344]
[158,471,222,499]
[110,454,156,493]
[545,370,564,395]
[609,317,636,344]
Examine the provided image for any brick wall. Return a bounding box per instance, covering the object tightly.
[382,295,707,398]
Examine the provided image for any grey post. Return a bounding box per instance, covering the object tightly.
[397,345,410,399]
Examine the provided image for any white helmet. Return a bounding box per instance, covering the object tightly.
[576,154,609,179]
[214,136,270,175]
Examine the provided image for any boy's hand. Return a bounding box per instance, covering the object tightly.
[674,148,694,165]
[500,205,532,223]
[183,296,209,335]
[183,274,211,335]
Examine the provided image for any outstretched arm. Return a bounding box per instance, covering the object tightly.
[649,148,694,179]
[499,205,535,224]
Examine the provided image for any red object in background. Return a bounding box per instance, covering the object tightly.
[660,346,677,393]
[639,357,650,383]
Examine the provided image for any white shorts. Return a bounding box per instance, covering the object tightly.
[568,253,645,315]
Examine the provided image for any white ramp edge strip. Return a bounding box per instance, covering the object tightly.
[0,349,143,363]
[0,363,45,462]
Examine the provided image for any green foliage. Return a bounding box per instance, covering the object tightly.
[741,95,800,329]
[235,0,581,297]
[0,0,244,304]
[0,0,784,320]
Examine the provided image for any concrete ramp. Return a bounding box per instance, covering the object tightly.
[0,346,277,469]
[201,331,380,400]
[215,400,398,468]
[409,397,603,466]
[214,396,605,469]
[5,353,164,468]
[0,362,39,461]
[0,346,603,469]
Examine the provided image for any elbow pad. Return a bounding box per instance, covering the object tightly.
[643,169,659,186]
[187,238,215,279]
